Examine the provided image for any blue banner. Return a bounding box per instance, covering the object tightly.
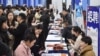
[3,0,6,6]
[87,6,99,28]
[87,6,100,56]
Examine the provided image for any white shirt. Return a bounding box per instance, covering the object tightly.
[71,35,82,50]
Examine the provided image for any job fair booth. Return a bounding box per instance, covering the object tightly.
[41,21,69,56]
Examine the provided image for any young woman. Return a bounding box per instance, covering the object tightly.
[80,36,95,56]
[0,16,12,56]
[69,26,85,50]
[7,12,18,29]
[0,16,9,45]
[68,26,85,56]
[14,33,36,56]
[27,14,36,27]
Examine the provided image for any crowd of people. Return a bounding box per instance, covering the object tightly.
[0,4,95,56]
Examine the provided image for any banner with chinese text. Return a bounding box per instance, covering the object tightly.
[87,6,100,56]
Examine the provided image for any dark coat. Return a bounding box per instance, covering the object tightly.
[0,30,9,45]
[8,21,27,51]
[40,14,50,40]
[0,41,12,56]
[62,26,73,43]
[62,13,72,25]
[25,27,44,56]
[31,34,44,56]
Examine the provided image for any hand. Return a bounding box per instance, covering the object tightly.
[68,39,72,44]
[39,50,44,54]
[10,26,15,29]
[68,39,74,44]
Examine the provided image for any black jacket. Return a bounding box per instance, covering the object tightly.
[31,33,44,56]
[62,26,73,43]
[0,30,9,45]
[25,27,44,56]
[8,21,27,50]
[0,41,12,56]
[40,14,50,39]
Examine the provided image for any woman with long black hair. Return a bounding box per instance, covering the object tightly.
[0,16,12,56]
[68,26,85,56]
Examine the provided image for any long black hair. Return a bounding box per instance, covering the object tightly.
[25,24,43,37]
[72,26,85,37]
[27,14,36,27]
[0,16,7,31]
[81,36,92,45]
[6,11,16,27]
[32,24,43,35]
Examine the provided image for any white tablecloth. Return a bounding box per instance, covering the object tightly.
[42,53,68,56]
[45,30,67,52]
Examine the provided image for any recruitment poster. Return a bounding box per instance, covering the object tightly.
[87,6,100,56]
[74,0,85,31]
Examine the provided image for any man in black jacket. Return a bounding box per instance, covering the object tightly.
[8,13,28,51]
[62,21,72,44]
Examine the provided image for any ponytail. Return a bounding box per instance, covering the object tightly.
[81,31,85,37]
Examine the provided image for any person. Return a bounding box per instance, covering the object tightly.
[7,11,18,50]
[0,16,10,45]
[7,11,18,29]
[25,24,44,56]
[20,6,27,16]
[0,16,12,56]
[68,26,85,56]
[35,9,42,22]
[79,36,95,56]
[0,41,12,56]
[49,9,55,22]
[69,26,85,49]
[0,7,5,16]
[40,10,50,41]
[8,13,28,51]
[60,9,72,25]
[14,33,36,56]
[62,21,73,44]
[61,21,74,51]
[27,14,36,27]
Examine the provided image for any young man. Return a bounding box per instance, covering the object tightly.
[80,36,95,56]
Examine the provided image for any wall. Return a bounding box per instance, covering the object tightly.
[0,0,46,7]
[90,0,100,6]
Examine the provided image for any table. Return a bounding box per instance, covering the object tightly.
[42,53,68,56]
[45,30,67,52]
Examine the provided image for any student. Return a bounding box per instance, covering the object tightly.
[69,26,85,50]
[68,26,85,56]
[14,33,36,56]
[27,15,36,27]
[7,11,18,29]
[0,16,12,56]
[80,36,95,56]
[61,21,74,51]
[25,24,44,56]
[0,16,9,45]
[62,21,73,44]
[40,10,50,42]
[8,13,28,51]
